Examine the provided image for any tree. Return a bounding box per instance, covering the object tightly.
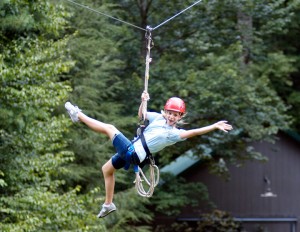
[61,0,154,231]
[0,1,97,231]
[61,1,212,230]
[110,0,294,168]
[55,0,299,230]
[155,209,242,232]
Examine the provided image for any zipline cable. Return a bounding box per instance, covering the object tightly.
[64,0,147,31]
[152,0,203,31]
[64,0,202,32]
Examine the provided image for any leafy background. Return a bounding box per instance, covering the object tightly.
[1,0,300,231]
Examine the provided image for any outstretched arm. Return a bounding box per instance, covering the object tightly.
[138,91,150,120]
[179,120,233,139]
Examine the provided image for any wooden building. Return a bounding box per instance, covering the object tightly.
[158,132,300,232]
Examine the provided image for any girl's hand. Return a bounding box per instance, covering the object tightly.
[214,121,233,133]
[141,91,150,101]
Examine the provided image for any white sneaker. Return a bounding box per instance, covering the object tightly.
[97,203,117,218]
[65,102,81,122]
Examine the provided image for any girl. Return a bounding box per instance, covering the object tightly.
[65,92,232,218]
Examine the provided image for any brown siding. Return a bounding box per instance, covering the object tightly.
[177,132,300,231]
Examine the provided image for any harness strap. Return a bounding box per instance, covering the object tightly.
[133,125,159,197]
[139,129,153,163]
[125,134,152,173]
[123,124,155,174]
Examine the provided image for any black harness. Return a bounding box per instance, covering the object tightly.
[138,125,155,168]
[124,122,155,171]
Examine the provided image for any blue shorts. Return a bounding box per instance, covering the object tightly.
[111,133,140,170]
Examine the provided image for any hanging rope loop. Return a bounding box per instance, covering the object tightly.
[134,165,159,197]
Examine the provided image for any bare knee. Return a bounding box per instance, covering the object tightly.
[104,124,119,140]
[102,160,115,176]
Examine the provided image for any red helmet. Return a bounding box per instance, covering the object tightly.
[164,97,186,114]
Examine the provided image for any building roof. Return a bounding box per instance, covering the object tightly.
[285,130,300,143]
[161,130,300,176]
[160,150,200,176]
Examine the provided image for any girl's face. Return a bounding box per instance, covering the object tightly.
[165,110,182,126]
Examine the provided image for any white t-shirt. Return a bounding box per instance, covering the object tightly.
[133,112,186,162]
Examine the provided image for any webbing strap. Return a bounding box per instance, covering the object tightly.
[140,132,151,159]
[139,125,155,165]
[134,128,159,197]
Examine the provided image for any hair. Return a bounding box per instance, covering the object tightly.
[161,109,187,127]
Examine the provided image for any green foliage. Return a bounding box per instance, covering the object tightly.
[152,173,211,216]
[0,0,70,38]
[1,0,300,231]
[62,0,131,191]
[196,210,242,232]
[62,0,300,230]
[155,210,242,232]
[103,188,152,232]
[0,0,95,231]
[60,0,153,231]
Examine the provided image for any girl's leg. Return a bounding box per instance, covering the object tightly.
[66,102,119,215]
[77,112,118,204]
[102,159,115,204]
[78,112,119,141]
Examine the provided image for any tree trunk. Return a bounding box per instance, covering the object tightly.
[237,9,253,69]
